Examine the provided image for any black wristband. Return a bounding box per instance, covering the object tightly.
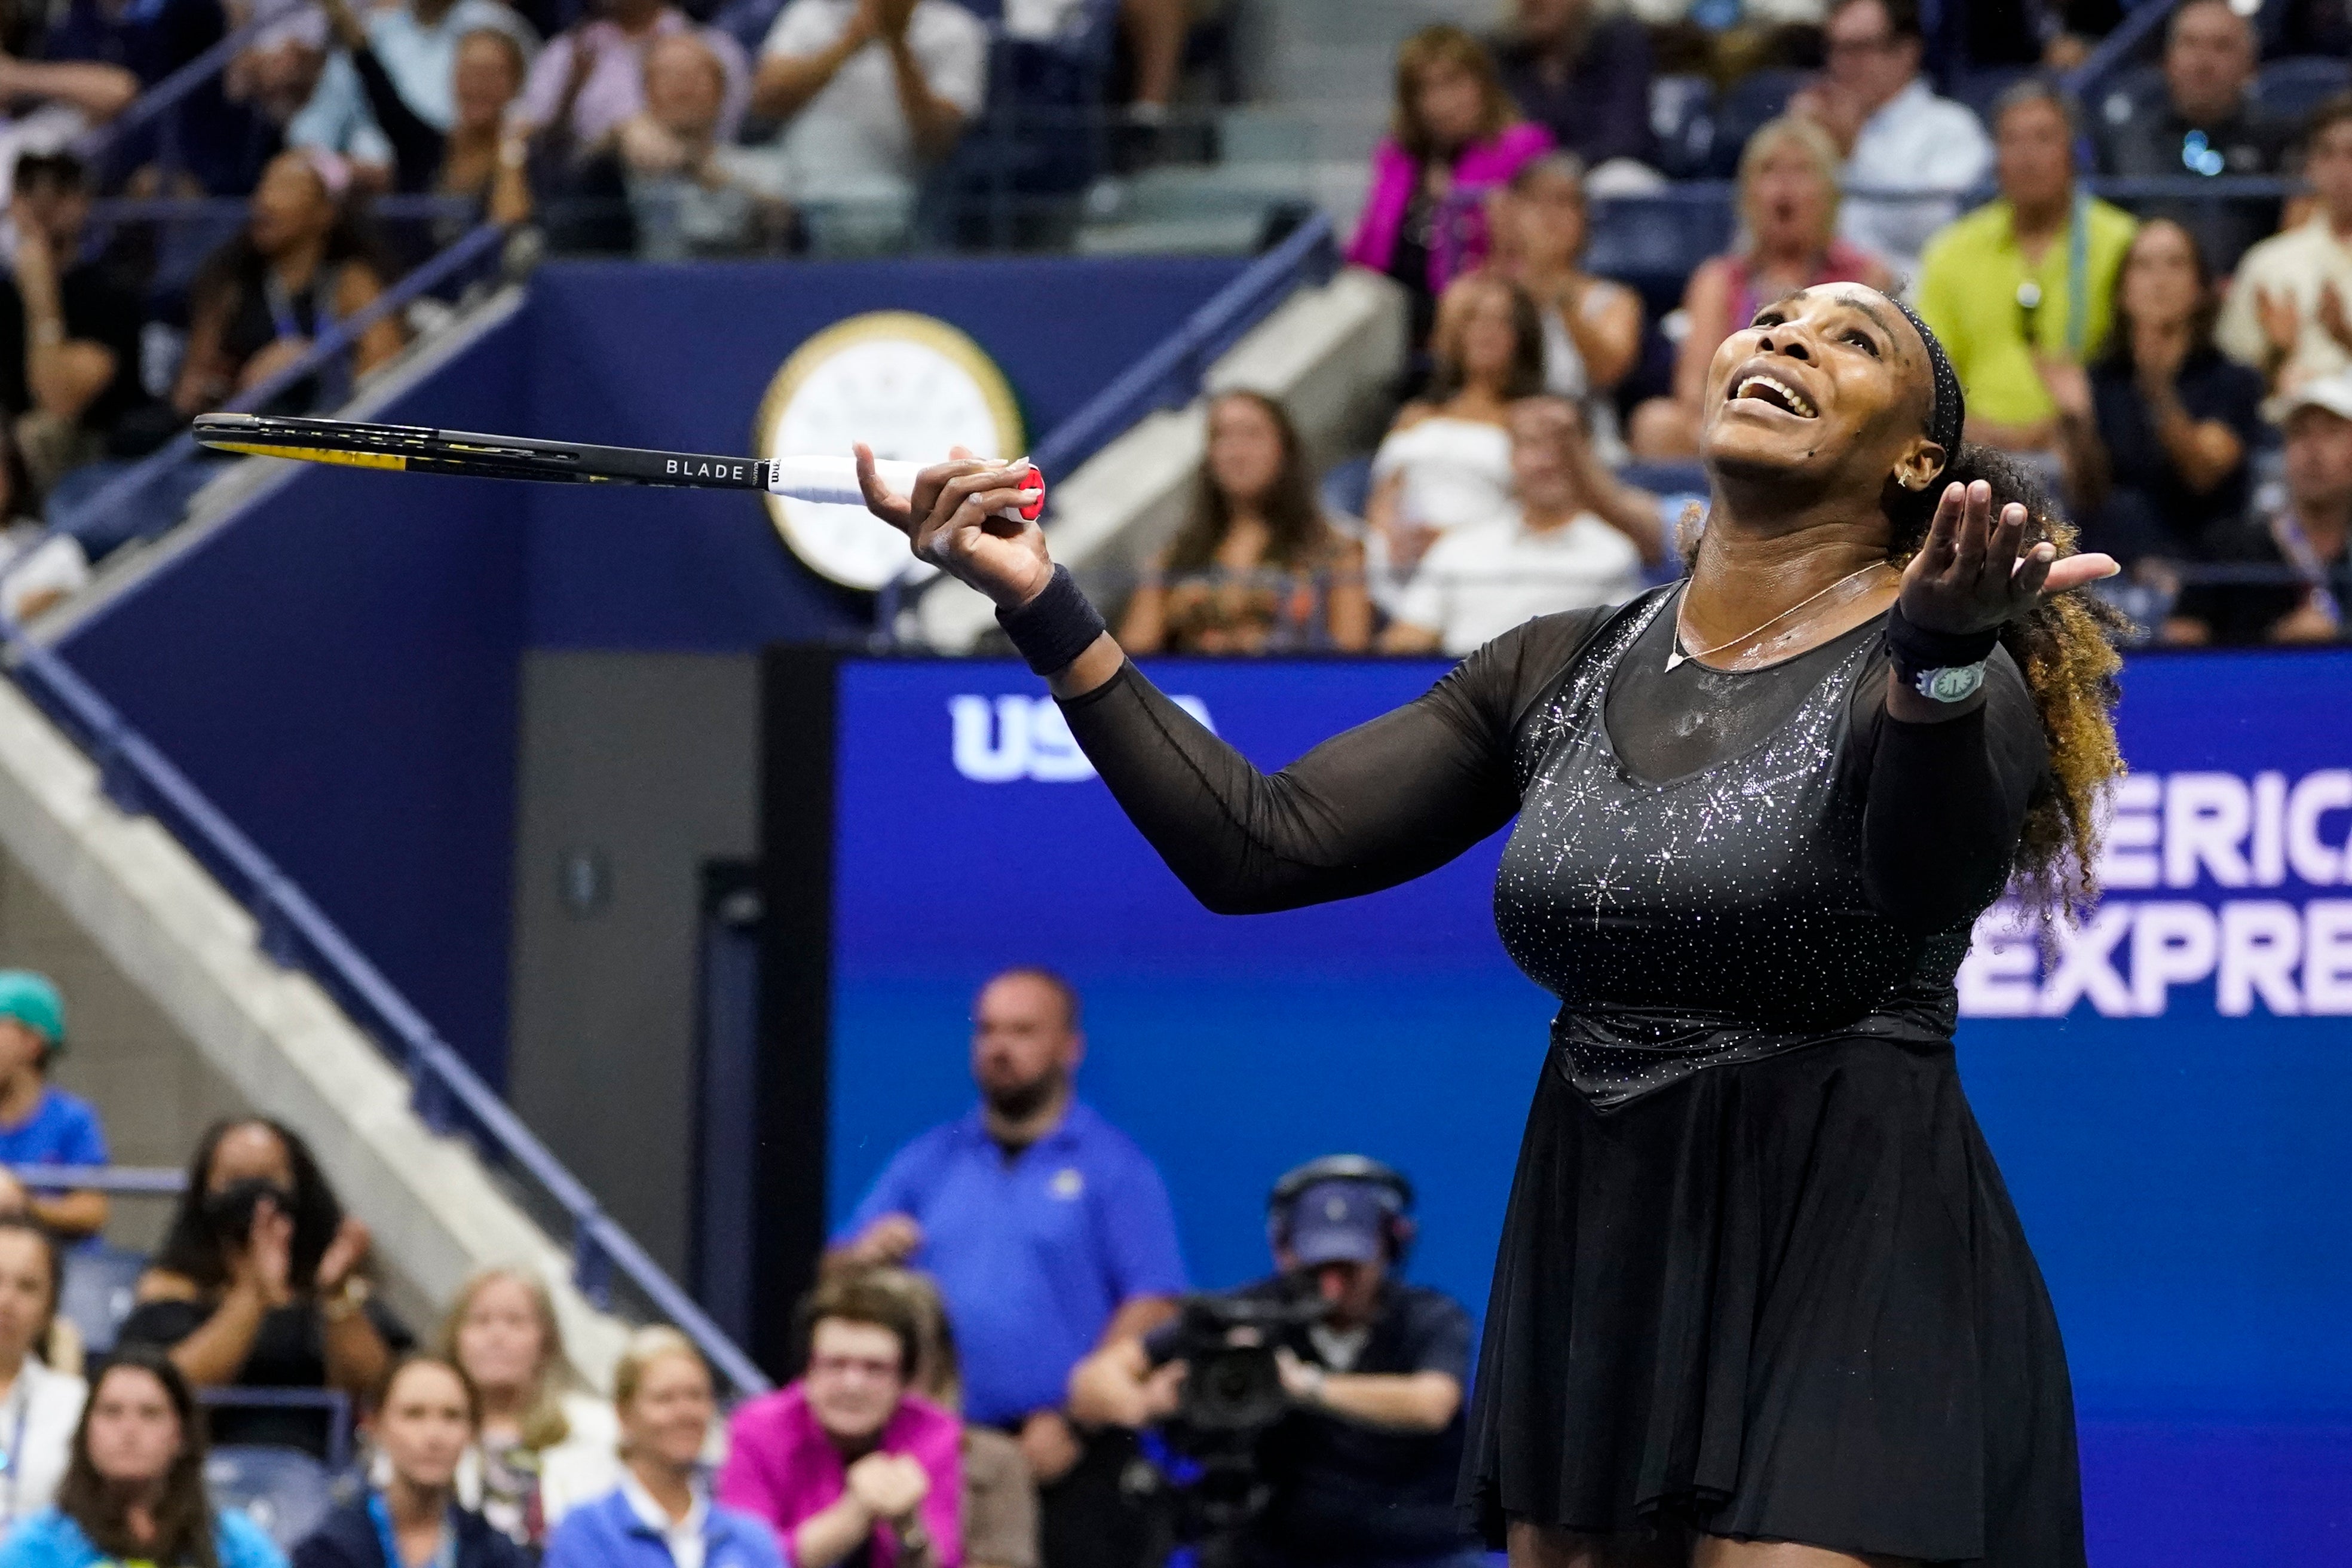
[1883,600,1999,683]
[997,565,1105,677]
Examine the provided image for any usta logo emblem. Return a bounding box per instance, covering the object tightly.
[950,694,1214,782]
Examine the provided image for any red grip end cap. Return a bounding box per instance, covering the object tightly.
[1018,466,1045,522]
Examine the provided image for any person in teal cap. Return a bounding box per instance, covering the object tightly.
[0,973,109,1241]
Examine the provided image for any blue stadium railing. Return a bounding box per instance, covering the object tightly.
[0,632,771,1399]
[1029,209,1338,483]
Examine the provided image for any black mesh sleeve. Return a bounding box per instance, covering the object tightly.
[1852,644,2049,930]
[1055,612,1606,915]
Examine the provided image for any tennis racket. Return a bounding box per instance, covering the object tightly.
[191,412,1046,520]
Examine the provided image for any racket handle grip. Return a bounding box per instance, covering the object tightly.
[768,455,1045,522]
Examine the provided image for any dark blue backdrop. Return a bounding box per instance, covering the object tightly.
[829,648,2352,1566]
[55,256,1248,1082]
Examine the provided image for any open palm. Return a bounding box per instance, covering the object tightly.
[1898,479,2117,636]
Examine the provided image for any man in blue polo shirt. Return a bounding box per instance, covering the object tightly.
[828,966,1187,1567]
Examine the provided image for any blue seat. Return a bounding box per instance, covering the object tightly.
[1709,68,1809,177]
[2255,56,2352,122]
[1319,454,1373,521]
[206,1446,338,1551]
[1946,66,2028,128]
[1650,75,1718,180]
[917,0,1123,248]
[57,1244,146,1356]
[1587,194,1737,320]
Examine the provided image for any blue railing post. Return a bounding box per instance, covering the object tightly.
[574,1224,614,1309]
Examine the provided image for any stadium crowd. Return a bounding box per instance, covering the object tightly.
[0,0,2345,630]
[1153,0,2351,655]
[0,962,1482,1568]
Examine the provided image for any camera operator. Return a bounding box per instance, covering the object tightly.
[1067,1157,1482,1568]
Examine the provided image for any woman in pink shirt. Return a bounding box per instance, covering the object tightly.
[1346,24,1552,350]
[718,1276,960,1568]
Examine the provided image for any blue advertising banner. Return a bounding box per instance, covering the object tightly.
[828,647,2352,1563]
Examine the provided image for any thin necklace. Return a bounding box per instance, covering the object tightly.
[1667,563,1893,672]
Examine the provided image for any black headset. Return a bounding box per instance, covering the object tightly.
[1264,1154,1417,1265]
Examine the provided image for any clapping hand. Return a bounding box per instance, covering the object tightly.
[232,1196,296,1306]
[2319,283,2352,355]
[845,1452,929,1523]
[1897,479,2117,636]
[856,444,1047,611]
[2255,284,2301,363]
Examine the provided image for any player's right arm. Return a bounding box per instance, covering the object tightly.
[858,450,1538,915]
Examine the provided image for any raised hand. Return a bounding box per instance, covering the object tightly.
[2321,282,2352,354]
[1898,479,2117,636]
[2256,284,2301,362]
[856,443,1048,611]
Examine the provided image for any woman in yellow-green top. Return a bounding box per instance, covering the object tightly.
[1916,79,2137,451]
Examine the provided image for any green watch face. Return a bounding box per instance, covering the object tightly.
[1919,664,1987,703]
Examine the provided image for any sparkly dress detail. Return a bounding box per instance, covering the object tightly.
[1499,587,1966,1106]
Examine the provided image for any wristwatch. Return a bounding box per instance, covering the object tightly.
[1910,662,1987,703]
[321,1276,371,1322]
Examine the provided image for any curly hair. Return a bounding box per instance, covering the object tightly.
[1884,446,2126,921]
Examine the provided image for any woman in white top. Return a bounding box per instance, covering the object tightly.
[434,1269,618,1551]
[1490,152,1643,464]
[0,1217,86,1532]
[1365,272,1548,605]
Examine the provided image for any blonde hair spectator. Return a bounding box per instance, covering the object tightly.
[1628,115,1892,458]
[433,1267,620,1549]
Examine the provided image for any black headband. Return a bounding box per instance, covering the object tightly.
[1892,295,1965,474]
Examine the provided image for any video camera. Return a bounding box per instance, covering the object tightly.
[1161,1286,1331,1432]
[1143,1284,1331,1565]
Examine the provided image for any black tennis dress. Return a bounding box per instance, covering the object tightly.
[1059,584,2086,1564]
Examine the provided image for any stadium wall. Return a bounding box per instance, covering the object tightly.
[48,255,1255,1089]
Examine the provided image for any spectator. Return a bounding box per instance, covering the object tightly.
[2219,94,2352,397]
[580,32,790,259]
[0,47,138,173]
[1346,26,1552,351]
[1791,0,1992,281]
[719,1277,956,1568]
[0,972,108,1242]
[0,427,88,624]
[1117,390,1369,654]
[866,1270,1035,1568]
[290,0,536,183]
[519,0,748,152]
[1488,0,1654,174]
[170,151,406,420]
[2094,0,2287,277]
[752,0,984,235]
[0,1217,85,1530]
[1382,396,1660,656]
[310,0,533,229]
[1365,274,1547,604]
[823,968,1183,1568]
[295,1357,525,1568]
[1490,152,1643,460]
[1068,1158,1480,1568]
[0,154,154,498]
[117,1117,403,1459]
[434,1269,618,1551]
[1628,116,1891,460]
[0,1345,284,1568]
[544,1329,781,1568]
[2169,372,2352,644]
[2042,218,2264,568]
[1916,80,2136,455]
